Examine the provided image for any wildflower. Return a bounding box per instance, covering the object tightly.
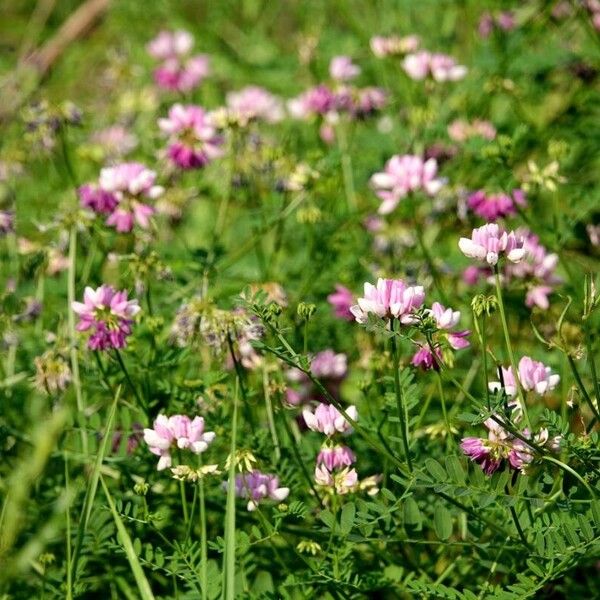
[489,356,560,396]
[78,184,119,214]
[226,449,258,473]
[350,277,425,324]
[479,11,516,37]
[522,160,565,193]
[72,285,140,350]
[0,210,14,235]
[317,445,356,470]
[329,55,361,81]
[303,403,357,436]
[90,125,138,159]
[159,104,223,169]
[327,284,354,321]
[402,51,467,82]
[447,119,496,142]
[458,223,526,266]
[467,189,526,221]
[225,86,284,124]
[99,162,163,232]
[171,463,221,482]
[370,154,444,214]
[143,414,216,471]
[370,34,420,57]
[297,540,322,555]
[287,85,337,119]
[315,465,358,494]
[411,346,440,370]
[231,471,289,511]
[148,30,211,93]
[34,351,72,394]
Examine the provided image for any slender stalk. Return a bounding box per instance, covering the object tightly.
[567,354,600,422]
[179,479,189,525]
[67,224,87,454]
[65,453,73,600]
[114,348,146,414]
[262,366,281,461]
[336,121,357,212]
[508,505,530,550]
[437,371,453,447]
[415,227,448,305]
[199,464,208,600]
[493,266,531,428]
[390,323,413,472]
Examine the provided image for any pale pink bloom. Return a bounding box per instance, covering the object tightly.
[90,126,138,159]
[371,154,444,214]
[448,119,496,142]
[489,356,560,396]
[72,285,140,350]
[327,284,354,321]
[370,34,420,57]
[447,330,471,350]
[319,123,336,144]
[317,445,356,470]
[402,51,467,82]
[467,189,526,221]
[225,86,284,124]
[315,465,358,494]
[350,278,425,324]
[303,403,357,436]
[159,104,223,169]
[310,350,347,380]
[329,55,361,81]
[287,85,337,119]
[402,51,431,80]
[458,223,526,266]
[147,30,194,59]
[354,87,387,117]
[232,471,289,511]
[430,301,460,330]
[154,55,211,93]
[525,285,554,310]
[144,413,216,471]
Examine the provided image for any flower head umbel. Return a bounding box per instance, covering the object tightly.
[159,104,223,170]
[288,85,338,119]
[72,285,140,350]
[467,189,526,222]
[317,445,356,470]
[231,471,289,511]
[327,284,354,321]
[370,155,444,214]
[458,223,526,266]
[303,403,357,436]
[402,51,467,82]
[225,86,284,125]
[370,34,420,57]
[78,184,119,214]
[329,56,361,81]
[144,414,216,471]
[351,277,425,324]
[489,356,560,397]
[147,30,210,93]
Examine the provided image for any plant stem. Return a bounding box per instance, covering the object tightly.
[437,370,453,447]
[494,266,531,428]
[262,365,281,461]
[114,348,146,414]
[199,466,208,600]
[390,323,413,472]
[179,479,189,525]
[336,121,357,212]
[567,354,600,422]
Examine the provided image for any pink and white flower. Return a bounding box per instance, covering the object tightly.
[489,356,560,396]
[303,403,357,436]
[232,471,289,511]
[402,51,467,82]
[329,55,361,81]
[225,86,284,124]
[458,223,526,266]
[72,285,140,351]
[317,445,356,470]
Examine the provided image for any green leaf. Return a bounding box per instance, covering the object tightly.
[403,497,422,527]
[424,458,447,482]
[319,510,335,529]
[339,502,356,536]
[434,504,452,541]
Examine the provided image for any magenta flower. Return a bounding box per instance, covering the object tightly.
[489,356,560,396]
[225,86,284,124]
[317,445,356,470]
[370,154,444,214]
[288,85,337,119]
[143,414,216,471]
[467,189,526,221]
[411,347,441,370]
[329,56,361,81]
[460,436,502,475]
[402,51,467,82]
[99,162,163,232]
[78,184,119,214]
[458,223,526,266]
[232,471,289,511]
[303,403,357,436]
[350,278,425,324]
[72,285,140,351]
[159,104,223,170]
[327,284,354,321]
[0,210,14,235]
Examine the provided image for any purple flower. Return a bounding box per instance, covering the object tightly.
[78,184,119,214]
[458,223,526,266]
[154,55,211,93]
[411,347,440,370]
[310,350,348,380]
[303,403,357,436]
[467,189,526,221]
[329,56,361,81]
[288,85,337,119]
[159,104,223,170]
[0,210,14,235]
[71,285,140,350]
[143,414,216,471]
[327,284,354,321]
[350,278,425,324]
[460,437,502,475]
[317,445,356,470]
[232,471,289,511]
[370,154,444,214]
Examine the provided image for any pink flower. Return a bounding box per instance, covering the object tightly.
[314,465,359,494]
[411,347,440,370]
[467,189,526,221]
[371,154,444,214]
[303,403,357,436]
[329,55,361,81]
[232,471,289,511]
[225,86,284,124]
[144,413,216,470]
[458,223,526,266]
[402,51,467,82]
[288,85,337,119]
[350,278,425,324]
[78,184,118,214]
[154,55,211,93]
[147,30,194,60]
[525,285,554,310]
[98,162,163,232]
[448,119,496,142]
[370,34,420,57]
[353,87,387,117]
[489,356,560,396]
[310,350,347,380]
[159,104,223,169]
[90,126,138,159]
[402,51,431,80]
[430,301,460,329]
[317,445,356,470]
[327,284,354,321]
[72,285,140,351]
[460,437,502,475]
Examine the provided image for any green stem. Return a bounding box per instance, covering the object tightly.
[199,471,208,600]
[180,479,189,525]
[437,371,453,447]
[567,354,600,422]
[390,323,412,472]
[114,349,146,414]
[336,121,357,212]
[494,266,531,428]
[262,366,281,461]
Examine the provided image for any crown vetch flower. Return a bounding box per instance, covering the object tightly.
[458,223,526,266]
[72,285,140,350]
[315,465,359,494]
[78,184,119,215]
[144,414,216,471]
[317,445,356,470]
[303,403,357,436]
[147,30,194,59]
[350,278,425,324]
[232,471,289,511]
[159,104,223,169]
[370,154,444,214]
[370,34,420,57]
[489,356,560,396]
[327,284,354,321]
[402,51,467,82]
[467,189,526,221]
[287,85,338,119]
[225,86,284,124]
[329,55,361,81]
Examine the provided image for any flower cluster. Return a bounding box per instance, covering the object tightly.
[370,154,444,214]
[144,414,216,471]
[402,51,467,82]
[72,285,140,350]
[370,34,420,57]
[327,284,354,321]
[158,104,223,170]
[467,189,526,222]
[79,162,163,232]
[447,119,496,142]
[489,356,560,397]
[459,223,526,266]
[147,30,210,92]
[478,11,516,37]
[232,471,289,512]
[223,86,284,125]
